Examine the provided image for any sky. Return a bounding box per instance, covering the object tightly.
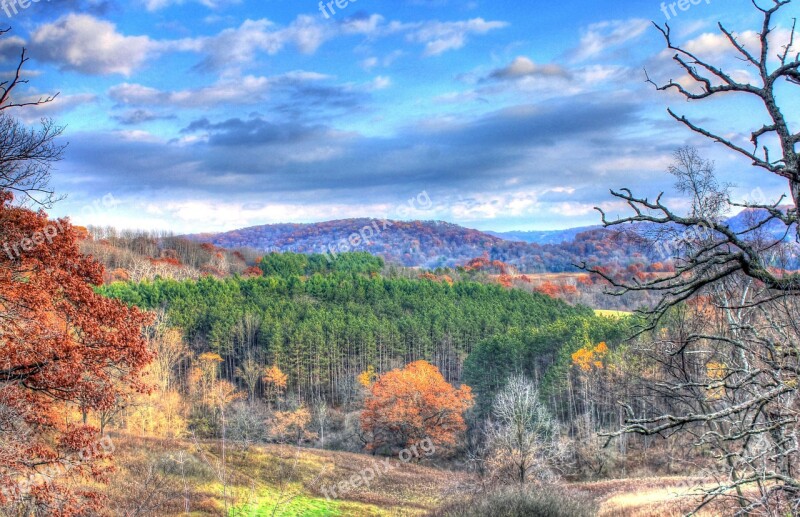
[1,0,798,233]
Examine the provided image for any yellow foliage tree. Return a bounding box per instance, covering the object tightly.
[263,364,288,407]
[357,365,378,389]
[572,342,609,371]
[270,406,317,444]
[706,362,727,401]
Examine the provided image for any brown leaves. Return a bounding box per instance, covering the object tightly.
[0,194,152,514]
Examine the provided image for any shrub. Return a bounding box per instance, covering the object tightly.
[432,485,598,517]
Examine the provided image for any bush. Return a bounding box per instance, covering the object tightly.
[432,485,598,517]
[228,401,269,450]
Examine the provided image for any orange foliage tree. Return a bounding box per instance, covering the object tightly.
[360,361,473,454]
[0,192,152,513]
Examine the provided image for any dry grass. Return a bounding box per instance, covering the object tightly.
[103,433,468,516]
[104,434,747,516]
[576,477,732,516]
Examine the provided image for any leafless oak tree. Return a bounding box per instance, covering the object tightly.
[591,0,800,307]
[646,0,798,218]
[586,2,800,514]
[0,28,64,208]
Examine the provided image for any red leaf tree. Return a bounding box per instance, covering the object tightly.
[360,360,473,454]
[0,192,152,514]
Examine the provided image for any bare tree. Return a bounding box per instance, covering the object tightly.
[592,148,800,513]
[313,397,329,448]
[590,0,800,313]
[0,29,64,207]
[584,6,800,512]
[146,309,189,393]
[485,375,567,485]
[235,356,262,402]
[645,0,799,227]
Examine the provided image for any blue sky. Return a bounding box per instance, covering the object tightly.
[1,0,797,233]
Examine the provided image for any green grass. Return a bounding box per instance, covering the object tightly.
[232,493,341,516]
[109,434,451,516]
[230,488,396,517]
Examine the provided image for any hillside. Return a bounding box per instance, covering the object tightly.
[189,219,504,269]
[99,273,591,399]
[107,433,467,516]
[187,219,652,273]
[107,433,727,516]
[188,208,800,273]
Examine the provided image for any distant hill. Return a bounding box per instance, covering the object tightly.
[725,206,797,239]
[187,219,651,272]
[190,219,506,270]
[187,207,799,273]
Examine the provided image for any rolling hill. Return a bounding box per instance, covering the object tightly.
[185,207,800,273]
[187,219,650,272]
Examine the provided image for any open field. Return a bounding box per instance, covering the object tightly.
[594,309,634,319]
[106,434,469,516]
[106,434,732,516]
[580,478,730,516]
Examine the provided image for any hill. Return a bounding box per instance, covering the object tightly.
[186,219,652,273]
[99,273,589,399]
[189,219,505,269]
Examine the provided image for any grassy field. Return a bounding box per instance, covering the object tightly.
[579,478,728,516]
[105,434,468,516]
[106,434,728,516]
[594,309,633,319]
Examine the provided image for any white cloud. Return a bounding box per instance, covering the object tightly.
[8,93,98,123]
[0,35,26,63]
[368,76,392,90]
[142,0,240,11]
[108,72,328,108]
[340,14,386,35]
[404,18,509,56]
[682,27,799,62]
[31,14,156,76]
[490,57,570,80]
[572,19,650,62]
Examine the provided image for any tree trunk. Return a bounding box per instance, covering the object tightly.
[791,179,800,242]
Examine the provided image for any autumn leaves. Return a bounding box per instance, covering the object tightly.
[360,360,473,454]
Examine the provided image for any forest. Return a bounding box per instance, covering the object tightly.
[97,259,597,406]
[2,0,800,516]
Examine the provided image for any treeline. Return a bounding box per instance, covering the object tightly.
[82,226,262,282]
[99,266,591,405]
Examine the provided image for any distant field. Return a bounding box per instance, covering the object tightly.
[594,309,633,319]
